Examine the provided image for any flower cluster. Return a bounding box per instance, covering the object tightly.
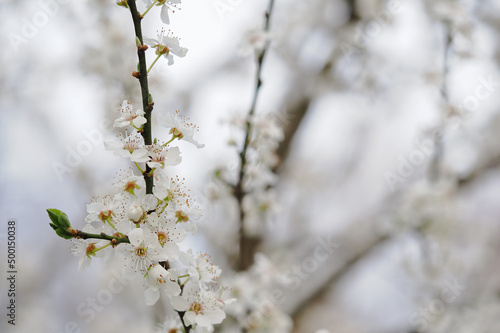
[223,254,293,332]
[243,113,284,236]
[210,112,284,237]
[48,1,231,332]
[68,103,230,331]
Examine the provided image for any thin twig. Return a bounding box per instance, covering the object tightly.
[76,230,130,244]
[234,0,276,272]
[428,23,453,183]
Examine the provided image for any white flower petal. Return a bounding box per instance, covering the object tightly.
[163,280,181,297]
[128,228,144,245]
[184,311,196,326]
[143,37,158,47]
[143,194,158,211]
[164,146,182,166]
[144,288,160,306]
[195,314,211,328]
[104,140,123,151]
[160,5,170,24]
[205,308,226,325]
[166,54,174,65]
[171,296,190,311]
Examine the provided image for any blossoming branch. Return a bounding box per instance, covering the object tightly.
[47,1,231,332]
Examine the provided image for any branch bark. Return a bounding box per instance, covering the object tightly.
[126,2,189,331]
[234,0,276,271]
[291,233,390,320]
[127,0,154,195]
[76,230,130,244]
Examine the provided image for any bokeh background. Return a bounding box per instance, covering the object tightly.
[2,0,500,332]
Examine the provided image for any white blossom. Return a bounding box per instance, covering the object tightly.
[144,216,186,260]
[171,286,226,330]
[144,29,187,65]
[244,302,292,333]
[158,0,181,25]
[158,111,204,148]
[144,264,181,305]
[104,131,149,162]
[239,29,272,56]
[120,228,170,274]
[113,169,146,197]
[147,144,182,169]
[85,195,122,227]
[70,239,102,271]
[181,250,221,287]
[114,100,147,129]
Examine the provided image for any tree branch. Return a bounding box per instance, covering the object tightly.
[126,2,190,331]
[76,230,130,244]
[234,0,276,271]
[428,22,453,183]
[127,0,154,195]
[291,233,390,320]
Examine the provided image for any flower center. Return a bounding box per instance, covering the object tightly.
[170,127,184,139]
[86,243,96,257]
[135,244,147,257]
[98,210,113,223]
[191,302,202,314]
[124,181,139,195]
[158,231,168,246]
[175,211,188,222]
[158,45,169,55]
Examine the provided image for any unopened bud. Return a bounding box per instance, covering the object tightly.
[128,204,143,223]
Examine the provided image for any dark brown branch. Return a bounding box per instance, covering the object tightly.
[458,153,500,187]
[346,0,361,23]
[127,0,154,195]
[291,233,390,320]
[274,55,334,171]
[126,2,190,332]
[234,0,276,271]
[274,97,311,169]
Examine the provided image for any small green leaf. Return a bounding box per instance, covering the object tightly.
[55,227,75,240]
[116,0,129,8]
[47,208,75,240]
[47,208,62,224]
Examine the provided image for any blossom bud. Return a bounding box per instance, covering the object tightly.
[128,204,143,223]
[116,0,128,8]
